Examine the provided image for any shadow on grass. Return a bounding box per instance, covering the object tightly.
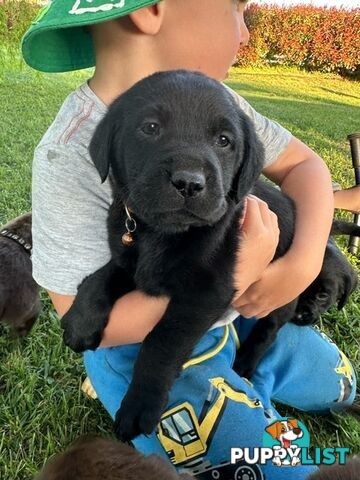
[226,79,360,110]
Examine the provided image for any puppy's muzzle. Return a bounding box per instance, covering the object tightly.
[170,170,206,198]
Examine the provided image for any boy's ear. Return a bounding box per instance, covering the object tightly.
[129,2,165,35]
[231,112,264,202]
[89,115,116,183]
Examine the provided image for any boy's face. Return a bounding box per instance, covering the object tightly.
[162,0,249,81]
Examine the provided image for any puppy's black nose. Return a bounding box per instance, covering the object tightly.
[171,171,205,198]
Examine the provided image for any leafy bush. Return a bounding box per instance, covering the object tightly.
[236,4,360,76]
[0,0,40,49]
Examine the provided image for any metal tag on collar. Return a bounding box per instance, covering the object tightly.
[122,205,137,247]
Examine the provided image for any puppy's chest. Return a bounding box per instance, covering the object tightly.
[127,224,239,298]
[133,234,194,296]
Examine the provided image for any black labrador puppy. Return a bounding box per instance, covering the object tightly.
[61,70,357,441]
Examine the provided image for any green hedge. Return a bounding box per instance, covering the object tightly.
[1,1,359,77]
[237,4,360,76]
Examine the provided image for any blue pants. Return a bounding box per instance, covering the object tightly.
[84,317,356,480]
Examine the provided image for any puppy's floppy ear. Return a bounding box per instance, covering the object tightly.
[89,112,118,183]
[265,421,281,439]
[337,270,358,310]
[230,111,264,202]
[287,418,300,429]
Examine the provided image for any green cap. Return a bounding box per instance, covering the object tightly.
[22,0,160,73]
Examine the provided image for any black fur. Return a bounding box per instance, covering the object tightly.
[0,213,41,336]
[61,70,358,442]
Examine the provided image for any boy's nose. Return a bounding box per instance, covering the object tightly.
[239,22,250,47]
[170,171,206,198]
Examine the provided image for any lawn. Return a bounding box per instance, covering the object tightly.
[0,62,359,479]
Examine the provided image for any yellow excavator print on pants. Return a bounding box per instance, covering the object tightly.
[316,328,355,403]
[156,377,265,480]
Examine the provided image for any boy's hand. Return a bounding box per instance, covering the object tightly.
[233,256,314,318]
[232,195,280,304]
[232,138,334,319]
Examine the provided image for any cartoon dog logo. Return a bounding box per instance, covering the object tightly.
[265,419,304,466]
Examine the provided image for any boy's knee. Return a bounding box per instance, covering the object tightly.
[309,357,357,415]
[330,364,357,413]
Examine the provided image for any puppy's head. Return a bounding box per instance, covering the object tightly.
[265,419,302,442]
[90,70,264,233]
[35,436,194,480]
[293,277,340,326]
[336,265,358,311]
[293,243,358,326]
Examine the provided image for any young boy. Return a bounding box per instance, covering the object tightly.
[22,1,356,479]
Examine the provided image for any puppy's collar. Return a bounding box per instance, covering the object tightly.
[122,205,137,247]
[0,229,32,255]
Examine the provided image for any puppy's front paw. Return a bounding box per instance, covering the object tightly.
[114,388,168,442]
[61,306,104,353]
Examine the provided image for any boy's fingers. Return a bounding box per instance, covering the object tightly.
[247,194,275,227]
[247,193,267,205]
[269,210,280,235]
[242,195,271,222]
[256,309,272,319]
[240,196,261,228]
[234,304,272,319]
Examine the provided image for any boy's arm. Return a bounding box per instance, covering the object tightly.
[49,195,280,346]
[48,290,169,346]
[233,136,334,318]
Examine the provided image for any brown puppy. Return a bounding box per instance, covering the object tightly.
[308,457,360,479]
[0,212,41,336]
[35,436,194,480]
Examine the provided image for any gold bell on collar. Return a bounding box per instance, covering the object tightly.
[122,231,135,247]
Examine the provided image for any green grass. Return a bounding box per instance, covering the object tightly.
[0,61,360,479]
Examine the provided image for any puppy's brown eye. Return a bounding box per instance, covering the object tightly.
[141,122,160,136]
[216,135,231,147]
[316,292,329,301]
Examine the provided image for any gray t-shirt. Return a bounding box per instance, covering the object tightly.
[32,81,292,325]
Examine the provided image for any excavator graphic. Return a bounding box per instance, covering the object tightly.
[317,328,355,403]
[156,377,264,479]
[335,349,355,402]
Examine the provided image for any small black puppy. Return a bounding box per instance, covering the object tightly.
[0,213,41,336]
[61,70,357,442]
